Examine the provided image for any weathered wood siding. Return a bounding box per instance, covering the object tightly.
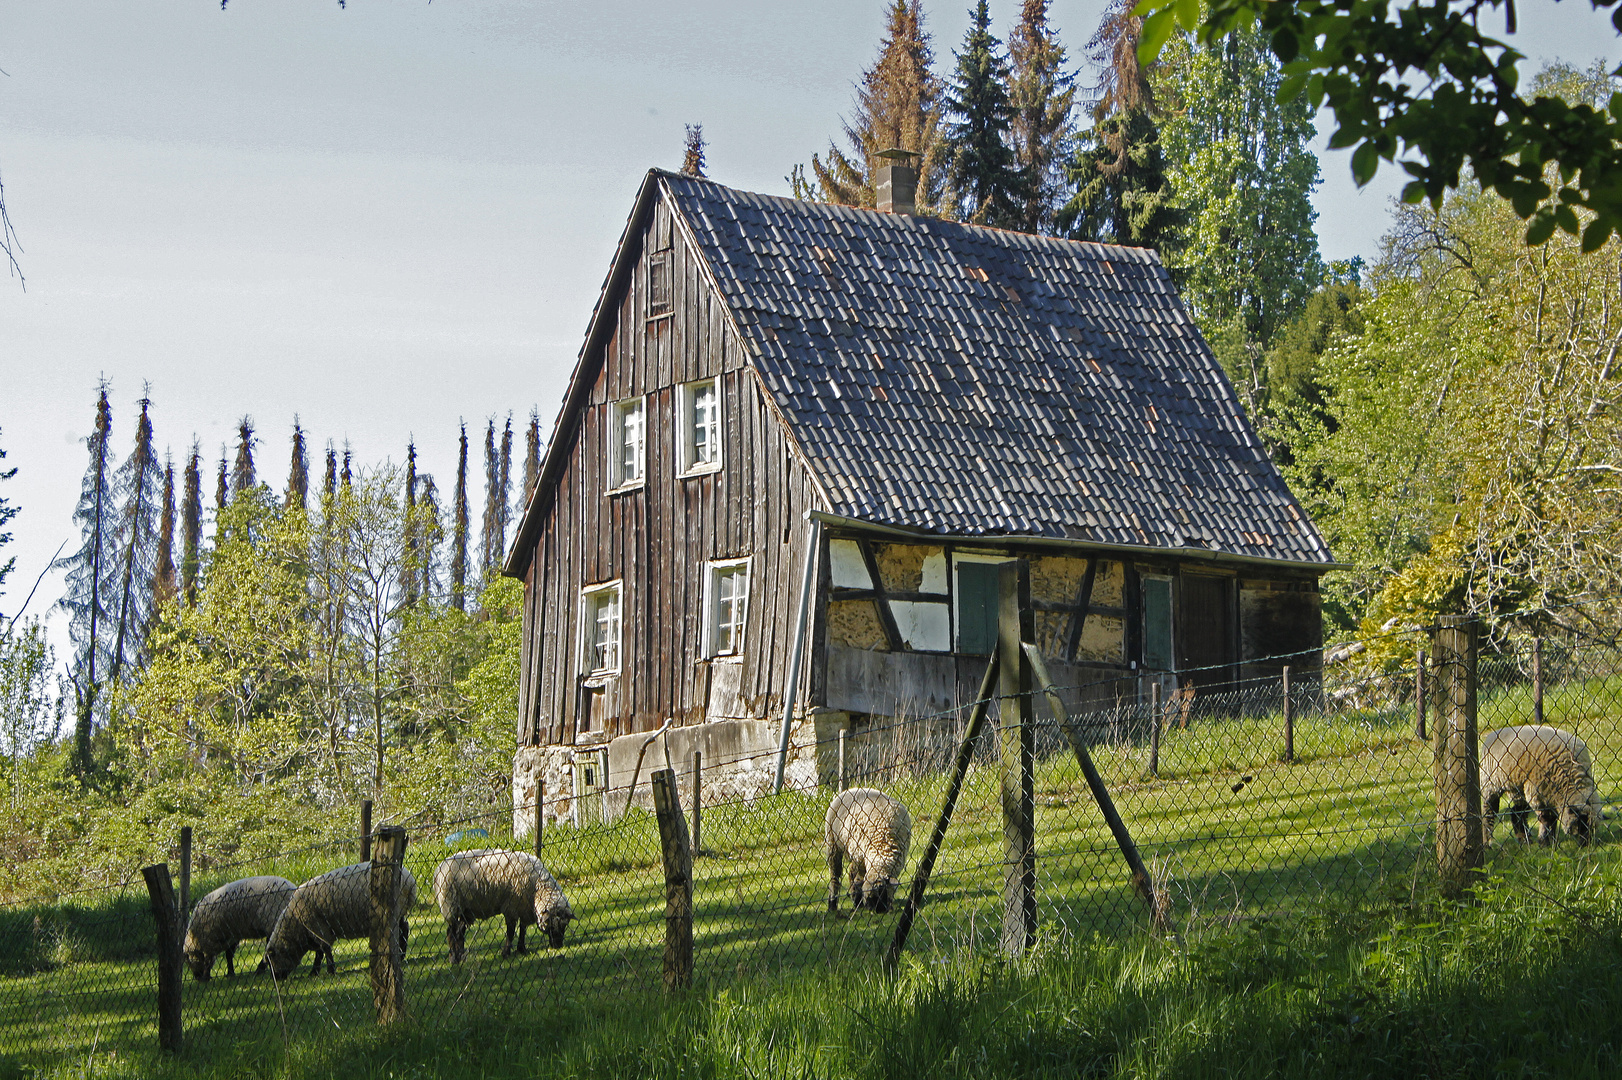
[518,194,824,745]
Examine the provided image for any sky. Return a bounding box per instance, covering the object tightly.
[0,0,1617,654]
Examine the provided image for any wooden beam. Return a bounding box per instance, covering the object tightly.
[856,539,904,651]
[1064,558,1099,662]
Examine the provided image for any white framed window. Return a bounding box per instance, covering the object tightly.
[678,378,722,475]
[704,558,750,658]
[608,397,645,490]
[580,581,622,676]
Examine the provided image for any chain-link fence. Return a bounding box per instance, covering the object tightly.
[2,624,1619,1071]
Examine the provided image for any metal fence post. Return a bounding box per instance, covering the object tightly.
[1533,637,1544,725]
[1282,666,1294,764]
[837,728,847,792]
[369,825,407,1025]
[1415,649,1427,741]
[1148,681,1161,777]
[533,781,545,859]
[179,826,192,916]
[1432,616,1483,898]
[141,863,183,1053]
[691,751,703,857]
[651,768,693,990]
[997,560,1036,958]
[360,798,373,863]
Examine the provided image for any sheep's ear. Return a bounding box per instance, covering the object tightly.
[887,877,901,887]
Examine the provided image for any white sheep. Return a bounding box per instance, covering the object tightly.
[183,875,295,981]
[432,848,574,964]
[826,788,912,914]
[265,862,418,979]
[1481,724,1604,847]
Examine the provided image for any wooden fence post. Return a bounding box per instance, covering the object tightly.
[691,751,703,856]
[1432,616,1483,898]
[885,651,1001,972]
[997,560,1036,958]
[141,863,183,1053]
[651,769,693,990]
[360,799,373,863]
[1415,650,1427,741]
[1148,681,1161,777]
[368,825,407,1025]
[1282,666,1294,764]
[179,826,192,916]
[533,781,545,860]
[1533,637,1544,726]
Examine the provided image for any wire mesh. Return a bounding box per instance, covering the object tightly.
[2,628,1620,1070]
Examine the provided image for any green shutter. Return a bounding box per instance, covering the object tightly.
[1143,578,1173,670]
[956,563,1002,656]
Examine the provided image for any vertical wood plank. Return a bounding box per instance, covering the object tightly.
[651,769,694,990]
[997,560,1036,957]
[368,825,408,1025]
[1433,616,1482,899]
[141,863,183,1053]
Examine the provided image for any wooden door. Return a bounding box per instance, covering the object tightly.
[1178,575,1234,691]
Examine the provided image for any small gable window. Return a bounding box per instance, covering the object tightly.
[679,377,722,475]
[609,397,645,490]
[647,250,673,318]
[581,581,622,676]
[705,558,750,658]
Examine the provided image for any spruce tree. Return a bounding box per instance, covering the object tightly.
[481,420,499,580]
[451,423,469,612]
[285,418,309,512]
[1057,0,1179,250]
[323,444,338,500]
[152,456,176,612]
[215,452,228,512]
[682,124,708,177]
[107,395,162,686]
[945,0,1022,225]
[0,428,16,602]
[54,384,115,777]
[181,442,201,605]
[807,1,949,212]
[231,417,256,498]
[419,474,443,601]
[402,440,419,609]
[523,408,541,509]
[497,416,513,572]
[341,445,352,490]
[1007,0,1076,234]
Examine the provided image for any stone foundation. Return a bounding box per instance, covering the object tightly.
[510,745,579,839]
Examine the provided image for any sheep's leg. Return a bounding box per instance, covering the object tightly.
[827,847,843,913]
[1536,805,1559,846]
[850,857,867,911]
[399,916,410,958]
[1508,797,1532,844]
[516,921,529,955]
[308,948,322,977]
[1483,791,1501,846]
[224,943,237,978]
[447,919,467,965]
[502,914,516,958]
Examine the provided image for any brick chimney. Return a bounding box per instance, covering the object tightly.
[875,148,919,215]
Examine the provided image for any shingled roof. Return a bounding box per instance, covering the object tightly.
[510,170,1333,575]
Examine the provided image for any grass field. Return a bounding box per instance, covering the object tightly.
[2,667,1620,1078]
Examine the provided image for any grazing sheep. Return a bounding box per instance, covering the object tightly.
[183,876,295,982]
[826,788,912,914]
[432,848,574,964]
[1481,724,1604,847]
[265,862,418,979]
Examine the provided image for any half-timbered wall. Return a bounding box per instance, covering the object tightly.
[518,194,824,745]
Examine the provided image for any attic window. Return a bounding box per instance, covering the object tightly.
[647,250,673,318]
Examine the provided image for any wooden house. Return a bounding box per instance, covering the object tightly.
[503,167,1333,793]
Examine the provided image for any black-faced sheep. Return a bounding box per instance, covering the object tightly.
[432,848,574,964]
[826,788,912,914]
[1481,724,1604,847]
[183,875,295,981]
[265,862,418,979]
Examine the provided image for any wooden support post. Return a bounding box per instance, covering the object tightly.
[1148,681,1161,777]
[1533,637,1544,726]
[998,561,1036,958]
[533,781,545,860]
[691,751,703,857]
[885,651,1000,972]
[178,826,192,916]
[1432,616,1483,899]
[1282,666,1294,764]
[360,799,373,863]
[1025,644,1168,932]
[837,729,847,792]
[651,769,693,990]
[1415,650,1427,741]
[368,825,407,1025]
[142,863,183,1053]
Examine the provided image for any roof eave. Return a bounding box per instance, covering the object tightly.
[806,510,1345,573]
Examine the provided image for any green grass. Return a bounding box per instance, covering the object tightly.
[3,685,1622,1078]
